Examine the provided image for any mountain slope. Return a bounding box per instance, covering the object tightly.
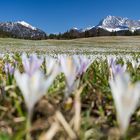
[0,21,47,39]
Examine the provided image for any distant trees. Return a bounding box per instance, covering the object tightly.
[47,29,140,40]
[133,30,140,36]
[111,31,117,36]
[1,28,140,40]
[49,34,58,39]
[124,30,133,36]
[84,31,90,37]
[0,30,13,38]
[48,30,80,39]
[44,29,140,40]
[62,31,72,39]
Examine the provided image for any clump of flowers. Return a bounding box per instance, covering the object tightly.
[59,55,93,96]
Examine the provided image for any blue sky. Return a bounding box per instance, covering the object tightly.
[0,0,140,33]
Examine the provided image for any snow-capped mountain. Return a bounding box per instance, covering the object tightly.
[97,15,140,32]
[71,15,140,33]
[0,21,46,39]
[63,16,140,38]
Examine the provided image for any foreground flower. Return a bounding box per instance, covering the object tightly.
[109,72,140,135]
[15,54,60,139]
[22,53,43,76]
[15,70,55,114]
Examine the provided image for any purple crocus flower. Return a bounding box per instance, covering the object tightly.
[108,57,126,79]
[107,57,116,67]
[111,64,126,76]
[22,53,43,76]
[4,63,15,75]
[74,55,93,76]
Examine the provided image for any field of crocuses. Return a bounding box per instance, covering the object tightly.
[1,37,140,54]
[1,52,140,140]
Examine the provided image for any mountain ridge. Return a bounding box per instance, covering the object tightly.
[70,15,140,33]
[97,15,140,32]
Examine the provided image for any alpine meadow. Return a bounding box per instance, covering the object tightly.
[1,0,140,140]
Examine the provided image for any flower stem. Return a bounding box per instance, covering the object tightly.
[26,110,32,140]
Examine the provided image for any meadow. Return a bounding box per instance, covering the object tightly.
[1,36,140,54]
[0,37,140,140]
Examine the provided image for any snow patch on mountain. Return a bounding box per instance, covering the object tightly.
[72,27,78,30]
[81,26,95,32]
[17,21,37,30]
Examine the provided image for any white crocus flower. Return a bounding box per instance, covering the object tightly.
[15,70,58,115]
[59,55,93,96]
[131,59,139,69]
[109,72,140,135]
[59,55,77,96]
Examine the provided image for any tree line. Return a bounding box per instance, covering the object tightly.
[48,29,140,40]
[0,28,140,40]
